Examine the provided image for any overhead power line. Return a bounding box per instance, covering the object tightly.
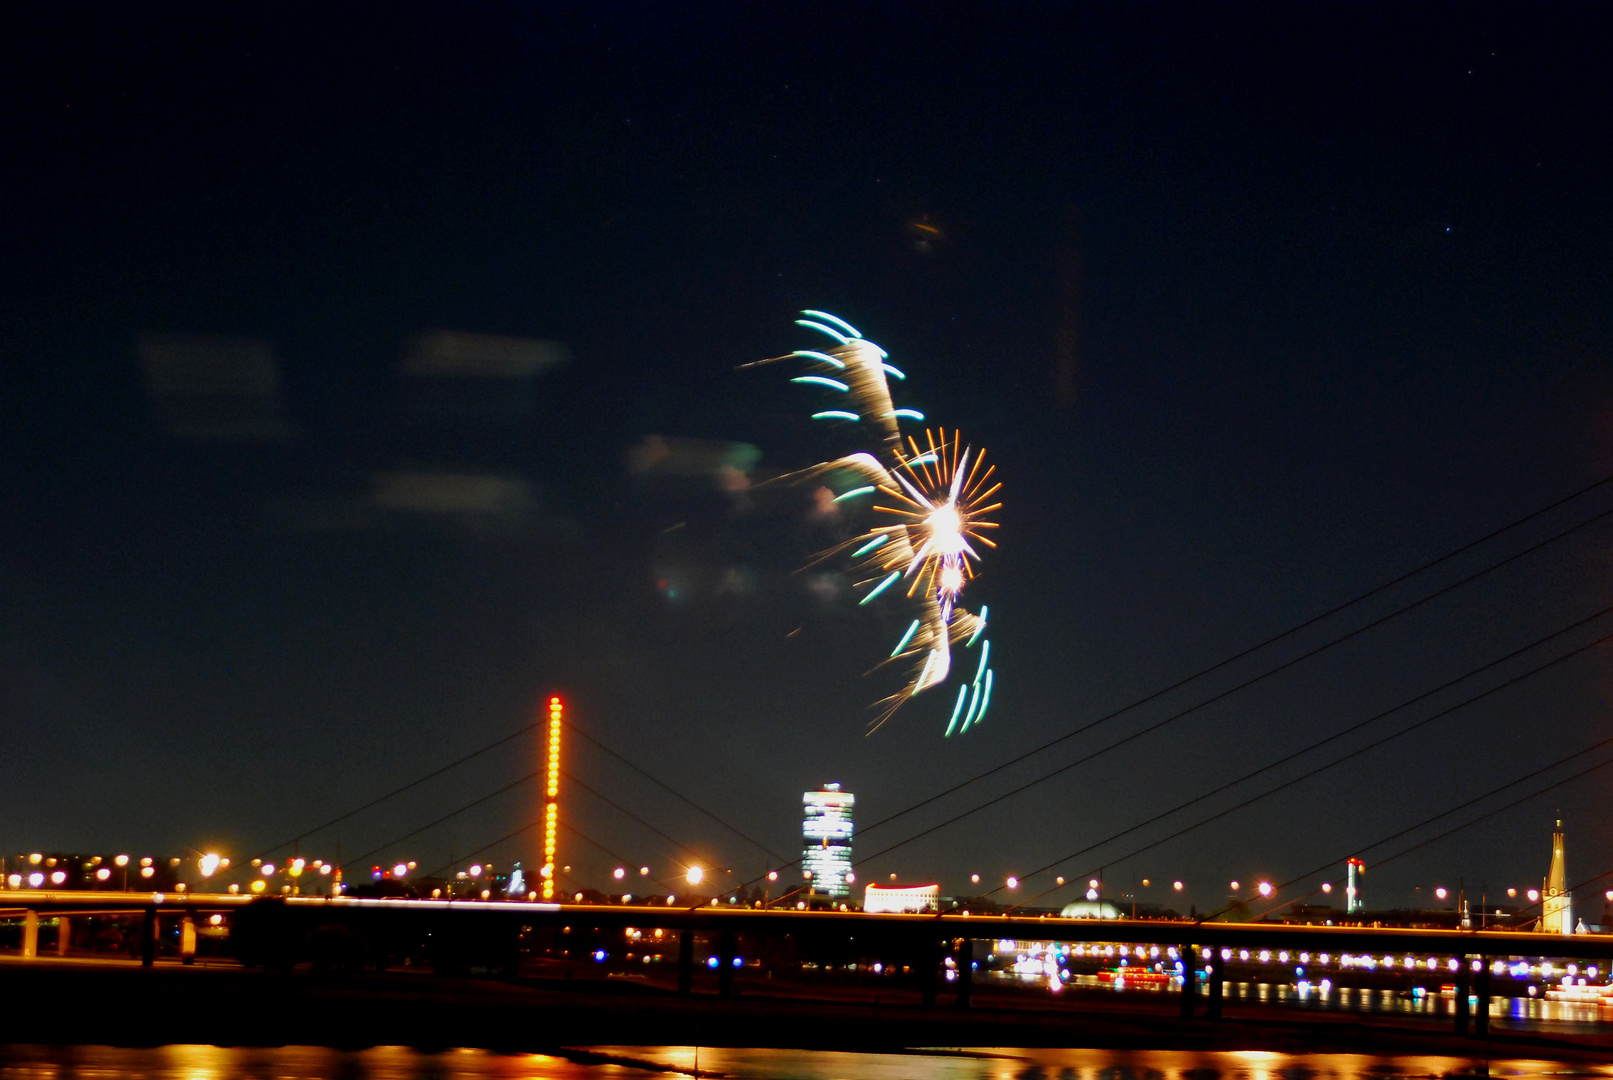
[994,622,1613,910]
[1226,745,1613,927]
[268,470,1613,893]
[984,600,1613,907]
[846,496,1613,857]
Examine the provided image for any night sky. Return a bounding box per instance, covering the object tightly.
[5,3,1613,913]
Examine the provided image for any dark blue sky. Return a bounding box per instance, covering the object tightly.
[4,3,1612,912]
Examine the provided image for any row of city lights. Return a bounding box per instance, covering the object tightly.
[14,850,1596,910]
[606,864,1598,907]
[4,853,532,897]
[9,853,152,888]
[944,874,1593,905]
[1043,941,1603,982]
[3,852,339,894]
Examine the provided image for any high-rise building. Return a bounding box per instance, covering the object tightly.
[1345,857,1365,914]
[802,783,855,898]
[1542,819,1572,935]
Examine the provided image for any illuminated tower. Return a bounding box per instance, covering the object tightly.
[1541,819,1572,935]
[542,696,562,900]
[802,783,855,898]
[1345,857,1365,914]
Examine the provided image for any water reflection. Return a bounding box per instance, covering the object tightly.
[0,1046,1610,1080]
[1069,977,1609,1031]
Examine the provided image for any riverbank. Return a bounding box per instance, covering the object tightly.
[0,959,1608,1063]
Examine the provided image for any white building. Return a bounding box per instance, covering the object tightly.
[802,783,854,898]
[863,883,939,913]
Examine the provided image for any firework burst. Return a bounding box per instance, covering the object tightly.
[746,311,1000,735]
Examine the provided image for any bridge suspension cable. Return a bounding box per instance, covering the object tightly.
[342,770,540,872]
[566,725,790,863]
[266,470,1613,893]
[345,764,722,881]
[253,707,774,874]
[251,723,535,861]
[419,815,681,896]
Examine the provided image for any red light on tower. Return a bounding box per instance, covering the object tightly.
[542,696,562,899]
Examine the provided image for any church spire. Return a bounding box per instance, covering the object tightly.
[1542,819,1572,935]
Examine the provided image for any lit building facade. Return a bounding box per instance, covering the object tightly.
[1345,857,1365,914]
[1542,819,1572,935]
[864,883,938,913]
[802,783,854,898]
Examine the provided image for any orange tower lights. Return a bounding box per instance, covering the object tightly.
[542,696,562,900]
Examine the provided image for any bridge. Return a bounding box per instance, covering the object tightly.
[6,887,1610,1039]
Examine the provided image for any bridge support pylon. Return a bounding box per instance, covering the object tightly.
[677,928,694,995]
[180,915,197,966]
[956,938,972,1009]
[1472,956,1490,1037]
[1179,945,1196,1019]
[1207,953,1223,1020]
[21,911,37,959]
[718,929,736,997]
[141,907,157,968]
[56,915,70,957]
[1454,955,1471,1036]
[920,938,939,1008]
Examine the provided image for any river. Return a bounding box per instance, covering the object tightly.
[0,1045,1607,1080]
